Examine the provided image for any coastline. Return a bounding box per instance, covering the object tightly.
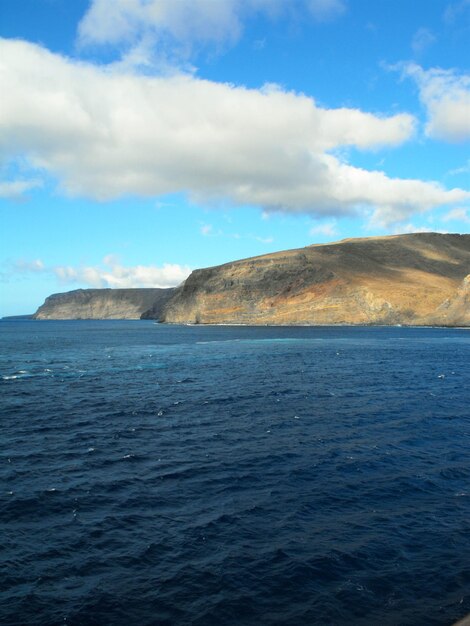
[2,317,469,329]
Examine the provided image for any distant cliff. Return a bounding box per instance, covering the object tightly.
[159,233,470,326]
[34,288,175,320]
[1,314,34,320]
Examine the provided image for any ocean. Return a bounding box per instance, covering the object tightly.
[1,321,469,626]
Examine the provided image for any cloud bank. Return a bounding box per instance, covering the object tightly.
[10,256,191,289]
[0,39,468,227]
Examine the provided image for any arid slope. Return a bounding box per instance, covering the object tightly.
[160,233,470,326]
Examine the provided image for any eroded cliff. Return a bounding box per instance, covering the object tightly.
[34,288,175,320]
[159,233,470,326]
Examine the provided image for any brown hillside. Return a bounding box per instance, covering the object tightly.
[160,233,470,326]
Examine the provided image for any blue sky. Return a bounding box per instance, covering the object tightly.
[1,0,469,316]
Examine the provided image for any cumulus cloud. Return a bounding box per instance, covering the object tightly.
[53,259,191,288]
[78,0,347,64]
[79,0,241,49]
[4,255,191,288]
[0,39,468,228]
[402,63,470,142]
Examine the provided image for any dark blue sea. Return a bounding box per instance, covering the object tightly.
[1,321,469,626]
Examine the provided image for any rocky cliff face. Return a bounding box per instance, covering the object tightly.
[160,233,470,326]
[140,289,177,320]
[34,288,175,320]
[426,274,470,326]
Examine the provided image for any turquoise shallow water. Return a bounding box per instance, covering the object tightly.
[1,321,469,625]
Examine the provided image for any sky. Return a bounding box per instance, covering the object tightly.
[0,0,469,316]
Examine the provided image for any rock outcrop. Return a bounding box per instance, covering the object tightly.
[34,288,175,320]
[159,233,470,326]
[425,274,470,326]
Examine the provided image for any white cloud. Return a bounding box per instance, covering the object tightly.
[0,39,468,228]
[54,258,191,288]
[0,179,42,199]
[448,160,470,176]
[442,207,470,223]
[78,0,243,52]
[309,221,338,237]
[254,235,274,243]
[199,223,225,237]
[78,0,347,65]
[411,28,436,56]
[402,63,470,142]
[4,255,191,288]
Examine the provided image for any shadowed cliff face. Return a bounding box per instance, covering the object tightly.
[161,233,470,326]
[34,288,175,320]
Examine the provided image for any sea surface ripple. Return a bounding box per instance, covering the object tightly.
[1,321,469,625]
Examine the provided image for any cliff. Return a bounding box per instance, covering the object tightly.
[33,288,175,320]
[159,233,470,326]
